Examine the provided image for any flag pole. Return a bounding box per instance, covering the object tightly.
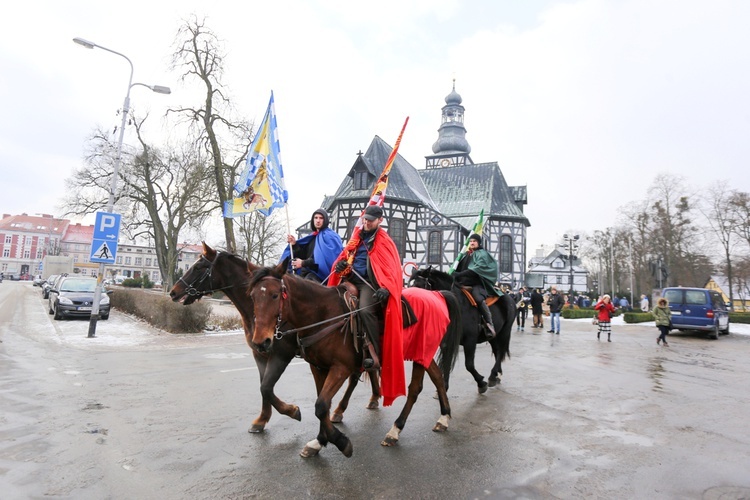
[285,203,294,263]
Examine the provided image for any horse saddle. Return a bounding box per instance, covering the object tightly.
[338,283,417,329]
[457,286,499,308]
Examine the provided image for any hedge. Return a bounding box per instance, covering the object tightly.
[110,288,211,333]
[729,312,750,324]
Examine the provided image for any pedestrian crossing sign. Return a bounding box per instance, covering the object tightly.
[90,240,117,264]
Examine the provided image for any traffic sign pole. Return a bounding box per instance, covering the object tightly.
[88,212,121,338]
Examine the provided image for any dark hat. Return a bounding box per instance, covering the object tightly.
[362,205,383,221]
[468,233,482,242]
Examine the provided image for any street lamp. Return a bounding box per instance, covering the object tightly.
[74,37,171,338]
[562,234,579,298]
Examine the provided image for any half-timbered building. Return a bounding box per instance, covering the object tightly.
[304,83,531,288]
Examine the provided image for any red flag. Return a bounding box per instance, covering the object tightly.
[337,117,409,275]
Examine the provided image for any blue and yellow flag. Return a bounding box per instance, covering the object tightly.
[224,92,288,218]
[448,208,485,274]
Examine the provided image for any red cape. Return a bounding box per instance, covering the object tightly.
[401,288,450,368]
[329,227,404,406]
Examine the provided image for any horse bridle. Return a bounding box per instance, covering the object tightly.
[176,252,220,297]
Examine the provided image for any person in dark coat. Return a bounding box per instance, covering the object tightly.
[530,288,545,328]
[513,286,529,332]
[453,234,499,338]
[547,286,565,334]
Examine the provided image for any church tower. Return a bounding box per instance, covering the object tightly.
[425,80,473,169]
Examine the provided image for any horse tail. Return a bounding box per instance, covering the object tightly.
[437,290,462,377]
[493,295,514,362]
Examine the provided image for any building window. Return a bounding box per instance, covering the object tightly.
[556,275,563,284]
[81,269,87,275]
[389,218,406,259]
[146,258,151,267]
[116,256,122,264]
[499,235,512,273]
[135,257,142,266]
[346,216,359,241]
[125,257,131,265]
[36,250,43,259]
[73,255,79,263]
[427,231,442,264]
[23,250,30,259]
[4,235,10,244]
[3,249,10,258]
[354,170,369,190]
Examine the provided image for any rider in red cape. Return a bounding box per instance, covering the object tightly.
[329,205,405,407]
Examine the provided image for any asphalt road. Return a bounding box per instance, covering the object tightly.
[2,281,750,499]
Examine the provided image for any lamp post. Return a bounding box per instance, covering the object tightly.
[562,234,579,298]
[74,37,170,338]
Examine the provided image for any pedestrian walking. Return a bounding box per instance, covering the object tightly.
[547,286,565,334]
[513,286,529,331]
[594,294,616,342]
[653,297,672,346]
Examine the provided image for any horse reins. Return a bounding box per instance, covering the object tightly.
[177,252,237,297]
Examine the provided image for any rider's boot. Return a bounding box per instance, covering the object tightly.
[479,301,496,339]
[363,334,381,371]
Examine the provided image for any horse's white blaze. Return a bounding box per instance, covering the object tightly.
[385,424,400,441]
[260,286,267,292]
[437,414,450,428]
[305,439,323,451]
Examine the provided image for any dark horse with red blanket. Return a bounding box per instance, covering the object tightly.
[249,261,462,458]
[410,266,514,392]
[169,243,379,433]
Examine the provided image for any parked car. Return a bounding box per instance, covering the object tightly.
[661,287,729,340]
[48,276,110,320]
[42,274,61,298]
[33,275,45,286]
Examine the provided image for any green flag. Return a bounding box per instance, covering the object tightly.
[448,209,485,274]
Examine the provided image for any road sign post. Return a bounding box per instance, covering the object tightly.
[88,212,121,337]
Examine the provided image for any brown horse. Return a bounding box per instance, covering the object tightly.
[169,243,379,433]
[248,262,463,458]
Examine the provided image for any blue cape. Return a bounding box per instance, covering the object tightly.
[279,228,343,281]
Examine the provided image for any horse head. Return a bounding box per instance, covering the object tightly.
[409,266,455,292]
[170,241,251,305]
[248,261,288,352]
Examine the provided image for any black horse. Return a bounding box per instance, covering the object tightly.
[410,266,514,393]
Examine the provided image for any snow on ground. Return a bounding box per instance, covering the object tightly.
[570,315,750,335]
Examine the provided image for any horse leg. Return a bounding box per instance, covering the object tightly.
[382,362,425,447]
[367,369,381,409]
[249,350,301,433]
[425,360,451,432]
[331,373,359,423]
[463,338,488,394]
[487,338,503,387]
[302,366,353,458]
[300,366,329,458]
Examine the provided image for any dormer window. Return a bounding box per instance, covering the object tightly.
[354,169,369,190]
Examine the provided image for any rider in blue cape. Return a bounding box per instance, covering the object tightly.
[279,208,343,283]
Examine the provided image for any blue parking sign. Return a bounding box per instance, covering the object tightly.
[90,212,120,264]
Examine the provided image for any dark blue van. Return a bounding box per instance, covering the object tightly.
[661,287,729,340]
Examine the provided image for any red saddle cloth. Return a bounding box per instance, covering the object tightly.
[401,288,451,368]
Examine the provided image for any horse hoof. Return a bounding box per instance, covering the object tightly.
[381,436,398,447]
[248,424,265,433]
[342,440,354,457]
[300,446,320,458]
[331,412,344,423]
[366,400,379,410]
[488,376,500,388]
[478,381,488,394]
[432,422,448,433]
[291,406,302,421]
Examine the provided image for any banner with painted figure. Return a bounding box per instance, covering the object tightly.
[223,92,288,218]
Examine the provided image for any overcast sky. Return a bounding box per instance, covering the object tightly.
[2,0,749,257]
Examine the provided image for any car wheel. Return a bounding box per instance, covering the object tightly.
[48,303,54,314]
[101,314,109,320]
[721,324,730,335]
[53,304,62,320]
[709,324,719,340]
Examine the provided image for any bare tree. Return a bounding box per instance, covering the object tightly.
[64,115,215,289]
[700,181,738,310]
[235,212,287,266]
[168,16,251,253]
